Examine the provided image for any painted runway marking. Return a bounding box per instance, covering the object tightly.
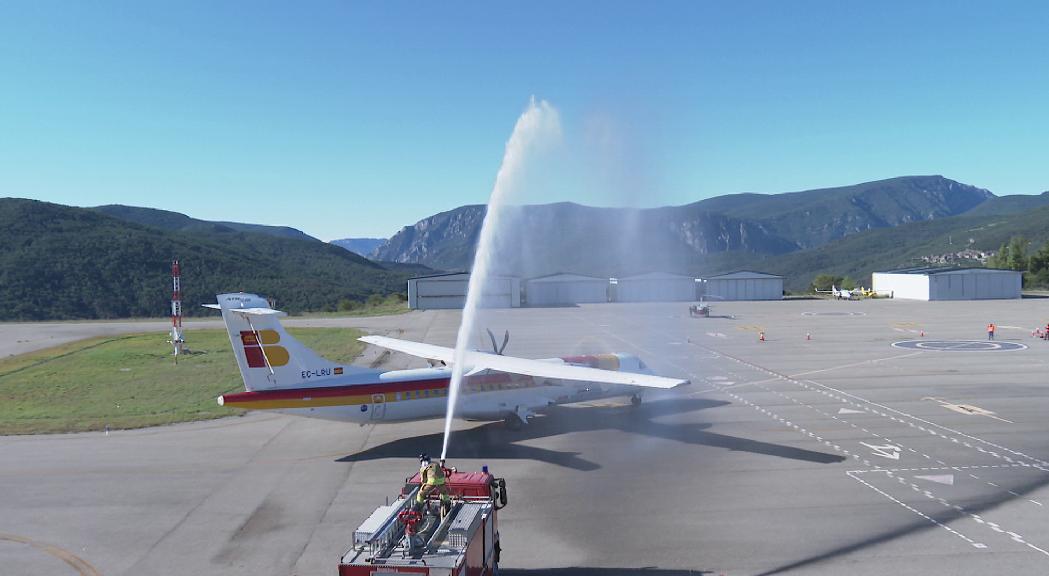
[590,319,1049,558]
[922,397,1014,423]
[845,471,986,548]
[0,532,103,576]
[788,351,923,378]
[702,361,1049,557]
[892,339,1027,352]
[861,442,902,460]
[838,407,865,415]
[914,474,955,486]
[801,311,866,317]
[686,338,1049,470]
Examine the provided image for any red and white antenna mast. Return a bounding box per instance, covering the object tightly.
[170,259,185,361]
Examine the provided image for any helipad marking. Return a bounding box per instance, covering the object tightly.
[915,474,955,486]
[892,339,1027,352]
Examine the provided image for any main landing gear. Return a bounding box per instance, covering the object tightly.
[630,394,643,407]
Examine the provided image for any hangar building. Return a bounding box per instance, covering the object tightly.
[407,272,521,309]
[704,270,784,301]
[525,273,608,306]
[871,267,1021,301]
[616,272,696,302]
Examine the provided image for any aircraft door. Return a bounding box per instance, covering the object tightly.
[370,393,386,420]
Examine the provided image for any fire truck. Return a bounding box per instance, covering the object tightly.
[339,465,508,576]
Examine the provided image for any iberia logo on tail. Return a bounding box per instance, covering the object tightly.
[240,330,290,367]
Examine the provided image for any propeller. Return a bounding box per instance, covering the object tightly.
[486,328,510,355]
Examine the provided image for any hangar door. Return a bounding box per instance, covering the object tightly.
[413,276,468,309]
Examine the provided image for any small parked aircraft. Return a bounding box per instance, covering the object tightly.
[856,287,893,299]
[206,293,689,427]
[816,285,856,300]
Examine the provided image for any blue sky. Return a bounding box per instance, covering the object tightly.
[2,1,1047,240]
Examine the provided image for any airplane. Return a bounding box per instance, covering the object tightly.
[816,285,856,300]
[856,286,893,299]
[206,292,689,428]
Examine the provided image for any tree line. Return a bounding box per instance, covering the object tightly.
[986,236,1049,288]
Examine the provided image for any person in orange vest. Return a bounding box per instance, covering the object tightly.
[987,322,996,341]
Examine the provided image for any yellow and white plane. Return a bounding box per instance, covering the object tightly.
[207,293,688,427]
[816,285,856,300]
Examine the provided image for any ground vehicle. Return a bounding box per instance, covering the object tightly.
[689,302,711,317]
[339,466,508,575]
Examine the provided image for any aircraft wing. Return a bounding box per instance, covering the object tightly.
[359,335,689,389]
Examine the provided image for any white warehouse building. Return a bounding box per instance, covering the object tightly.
[616,272,697,302]
[872,267,1021,301]
[703,271,784,301]
[407,272,521,309]
[525,273,609,307]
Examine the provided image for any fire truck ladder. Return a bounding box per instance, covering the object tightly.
[354,486,419,560]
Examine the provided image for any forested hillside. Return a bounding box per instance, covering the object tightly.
[716,205,1049,291]
[0,199,408,320]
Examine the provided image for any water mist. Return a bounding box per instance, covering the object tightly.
[440,98,561,460]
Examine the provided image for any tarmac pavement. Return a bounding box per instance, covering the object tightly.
[3,299,1049,575]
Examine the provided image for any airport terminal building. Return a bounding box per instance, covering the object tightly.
[872,267,1021,301]
[703,270,784,301]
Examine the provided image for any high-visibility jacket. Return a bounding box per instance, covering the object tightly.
[421,462,447,486]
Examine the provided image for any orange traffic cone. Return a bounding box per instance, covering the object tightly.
[759,331,765,342]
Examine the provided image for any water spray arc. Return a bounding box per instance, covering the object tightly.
[440,98,561,460]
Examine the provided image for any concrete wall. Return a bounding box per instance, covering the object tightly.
[705,278,783,301]
[872,273,930,300]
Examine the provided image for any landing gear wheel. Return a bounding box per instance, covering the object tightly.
[503,415,523,430]
[630,394,642,406]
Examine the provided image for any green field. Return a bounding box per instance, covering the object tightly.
[297,294,410,318]
[0,327,365,435]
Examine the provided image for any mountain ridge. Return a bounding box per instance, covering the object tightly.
[373,175,998,274]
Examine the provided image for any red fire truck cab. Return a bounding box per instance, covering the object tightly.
[339,465,507,576]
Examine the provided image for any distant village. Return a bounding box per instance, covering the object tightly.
[919,247,996,265]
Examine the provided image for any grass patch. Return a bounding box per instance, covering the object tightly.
[0,327,365,435]
[297,294,409,318]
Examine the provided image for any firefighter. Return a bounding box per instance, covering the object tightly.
[417,454,451,515]
[987,322,996,341]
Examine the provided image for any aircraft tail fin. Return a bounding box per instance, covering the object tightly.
[208,293,372,391]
